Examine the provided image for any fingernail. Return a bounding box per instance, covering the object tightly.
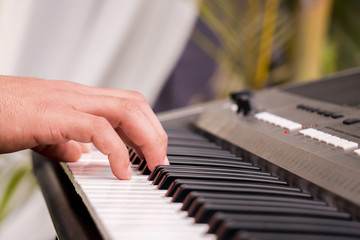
[126,165,132,180]
[164,156,170,165]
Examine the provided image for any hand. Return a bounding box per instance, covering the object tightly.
[0,75,169,180]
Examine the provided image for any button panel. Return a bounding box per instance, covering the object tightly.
[299,128,359,151]
[297,104,343,119]
[255,112,302,131]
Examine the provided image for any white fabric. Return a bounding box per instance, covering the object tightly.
[0,0,197,105]
[0,188,55,240]
[0,1,197,238]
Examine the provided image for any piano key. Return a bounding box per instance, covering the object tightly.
[152,168,279,186]
[230,231,360,240]
[216,221,360,240]
[140,165,151,175]
[168,139,222,150]
[169,183,311,202]
[167,146,236,156]
[157,173,287,190]
[137,159,147,171]
[194,204,350,224]
[208,213,360,234]
[168,152,243,161]
[131,156,142,164]
[165,134,209,142]
[168,152,240,160]
[149,165,270,181]
[166,159,257,170]
[152,168,281,185]
[166,179,302,196]
[187,198,338,218]
[182,192,327,211]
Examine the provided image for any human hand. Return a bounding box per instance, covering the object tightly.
[0,75,168,180]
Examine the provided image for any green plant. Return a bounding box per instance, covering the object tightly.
[193,0,336,98]
[0,154,36,225]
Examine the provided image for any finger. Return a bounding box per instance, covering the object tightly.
[49,80,168,151]
[78,142,91,153]
[52,109,132,180]
[71,95,167,171]
[116,127,145,160]
[33,140,82,162]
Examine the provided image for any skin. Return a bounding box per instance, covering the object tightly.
[0,75,169,180]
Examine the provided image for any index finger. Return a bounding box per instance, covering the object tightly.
[70,94,168,171]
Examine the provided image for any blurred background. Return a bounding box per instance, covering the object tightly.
[1,0,360,239]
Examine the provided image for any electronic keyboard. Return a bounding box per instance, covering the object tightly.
[33,68,360,240]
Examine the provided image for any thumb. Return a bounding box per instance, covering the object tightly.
[33,140,83,162]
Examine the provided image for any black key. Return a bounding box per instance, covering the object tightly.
[209,213,360,235]
[182,192,326,211]
[187,198,337,218]
[152,168,281,185]
[128,148,134,155]
[231,231,360,240]
[149,165,269,181]
[167,179,301,195]
[166,132,206,141]
[157,173,287,190]
[168,157,253,166]
[137,159,147,171]
[169,183,311,202]
[195,203,349,224]
[140,165,151,175]
[217,220,360,240]
[131,156,141,164]
[168,139,222,150]
[343,118,360,125]
[167,146,235,155]
[165,160,259,171]
[168,152,243,161]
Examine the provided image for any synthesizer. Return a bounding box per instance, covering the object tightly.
[33,69,360,239]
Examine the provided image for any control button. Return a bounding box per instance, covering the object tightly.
[230,89,255,116]
[319,134,334,143]
[343,118,360,125]
[316,109,326,115]
[297,104,306,109]
[338,141,358,151]
[255,112,302,131]
[354,149,360,156]
[330,113,344,119]
[299,128,358,151]
[299,128,318,137]
[322,111,333,117]
[308,107,318,113]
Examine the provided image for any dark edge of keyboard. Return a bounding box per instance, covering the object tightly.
[193,125,360,221]
[32,152,103,240]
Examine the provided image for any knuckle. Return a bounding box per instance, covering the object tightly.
[92,116,110,130]
[132,91,147,103]
[119,98,140,113]
[162,133,168,145]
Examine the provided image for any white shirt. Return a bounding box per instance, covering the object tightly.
[0,0,197,105]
